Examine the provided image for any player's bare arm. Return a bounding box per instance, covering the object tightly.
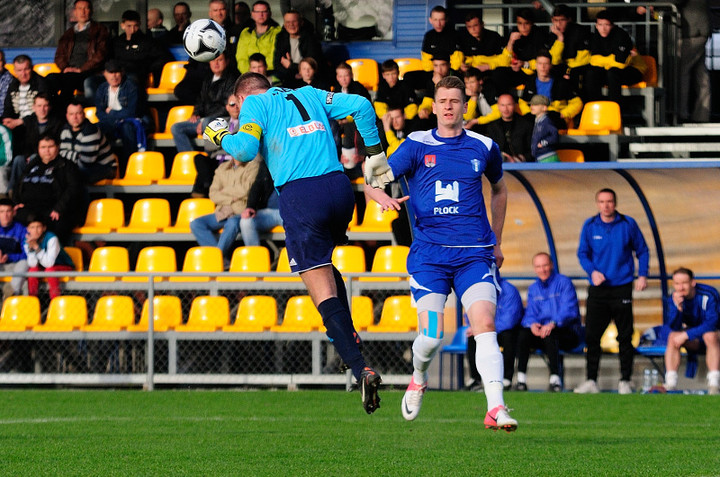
[490,177,507,268]
[364,184,409,211]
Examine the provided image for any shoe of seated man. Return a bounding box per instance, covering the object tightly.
[514,382,528,391]
[618,380,633,395]
[548,382,563,392]
[484,405,518,432]
[574,379,600,394]
[401,374,427,421]
[708,383,719,395]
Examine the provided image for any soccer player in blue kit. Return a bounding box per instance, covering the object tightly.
[364,75,517,431]
[204,72,386,414]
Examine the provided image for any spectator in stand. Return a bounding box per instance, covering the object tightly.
[332,62,371,174]
[95,60,151,168]
[14,134,83,245]
[416,54,454,126]
[0,126,10,190]
[23,214,76,299]
[240,159,282,247]
[0,198,28,300]
[248,53,279,85]
[484,93,533,163]
[457,11,506,74]
[374,60,418,120]
[529,95,559,163]
[147,8,169,41]
[664,267,720,394]
[235,1,282,73]
[676,0,712,123]
[190,152,260,265]
[234,2,253,31]
[515,252,581,392]
[548,4,591,92]
[463,68,499,129]
[420,5,462,72]
[59,101,118,185]
[289,57,329,90]
[0,50,12,118]
[381,108,413,157]
[172,52,238,154]
[274,9,325,86]
[47,0,110,108]
[166,2,192,45]
[584,9,646,103]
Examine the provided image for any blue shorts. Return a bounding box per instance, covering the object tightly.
[408,241,498,303]
[278,171,355,273]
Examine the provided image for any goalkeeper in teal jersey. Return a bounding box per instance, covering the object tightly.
[204,72,386,414]
[364,76,517,431]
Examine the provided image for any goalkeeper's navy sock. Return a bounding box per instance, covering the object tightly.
[318,297,365,380]
[331,265,363,351]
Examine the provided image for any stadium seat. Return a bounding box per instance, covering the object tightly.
[84,106,99,124]
[116,198,172,233]
[556,149,585,163]
[74,198,125,234]
[218,246,271,282]
[394,57,423,80]
[33,295,88,332]
[122,246,177,282]
[351,295,374,331]
[223,295,278,332]
[127,295,183,332]
[64,246,84,272]
[600,322,641,353]
[33,62,61,76]
[157,151,202,185]
[348,58,379,91]
[150,105,194,140]
[331,245,366,273]
[148,107,160,133]
[75,246,130,282]
[271,295,325,332]
[348,200,398,233]
[112,151,165,186]
[164,198,215,233]
[82,295,135,331]
[169,246,223,282]
[146,60,188,96]
[366,295,417,332]
[264,247,302,282]
[625,55,658,89]
[566,101,622,135]
[175,296,230,331]
[5,63,14,77]
[359,245,409,282]
[0,296,41,331]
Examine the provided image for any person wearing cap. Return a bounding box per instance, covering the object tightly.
[529,94,559,163]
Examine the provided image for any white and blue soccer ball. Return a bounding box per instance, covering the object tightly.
[183,19,226,62]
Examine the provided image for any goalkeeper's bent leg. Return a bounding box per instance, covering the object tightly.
[318,297,366,380]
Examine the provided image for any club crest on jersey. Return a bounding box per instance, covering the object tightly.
[424,154,436,167]
[471,158,481,172]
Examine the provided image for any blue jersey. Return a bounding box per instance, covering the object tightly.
[522,272,580,329]
[496,277,524,333]
[388,128,503,246]
[221,86,381,188]
[665,283,720,341]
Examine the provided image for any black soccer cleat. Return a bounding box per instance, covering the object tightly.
[359,366,382,414]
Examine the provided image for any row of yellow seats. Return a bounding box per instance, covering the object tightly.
[89,151,200,186]
[0,294,418,333]
[68,245,409,282]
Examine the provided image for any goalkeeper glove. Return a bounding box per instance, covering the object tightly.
[364,144,393,189]
[203,118,229,147]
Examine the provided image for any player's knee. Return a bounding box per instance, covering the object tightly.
[416,293,445,339]
[412,334,443,360]
[703,331,719,346]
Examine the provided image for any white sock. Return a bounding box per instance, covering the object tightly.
[474,332,505,411]
[707,370,720,387]
[516,372,527,384]
[665,370,678,388]
[412,334,442,385]
[549,374,561,385]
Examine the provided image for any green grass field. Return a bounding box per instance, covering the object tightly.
[1,389,718,476]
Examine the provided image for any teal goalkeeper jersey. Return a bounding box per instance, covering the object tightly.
[221,86,381,188]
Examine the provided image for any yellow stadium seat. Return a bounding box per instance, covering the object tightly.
[331,245,366,274]
[150,105,194,140]
[367,295,417,332]
[223,295,278,332]
[127,296,183,332]
[33,62,61,76]
[359,245,409,282]
[264,247,302,282]
[122,246,177,282]
[0,296,41,331]
[271,296,325,332]
[348,200,398,233]
[76,246,130,282]
[146,60,188,95]
[116,198,171,233]
[157,151,202,185]
[82,295,135,331]
[5,63,15,77]
[348,58,379,91]
[60,246,84,283]
[600,323,641,353]
[175,296,230,331]
[219,246,271,282]
[351,296,374,331]
[33,296,88,332]
[112,151,165,186]
[567,101,622,135]
[169,246,223,282]
[556,149,585,163]
[394,57,423,80]
[269,224,285,233]
[164,198,215,233]
[74,198,125,234]
[84,106,99,124]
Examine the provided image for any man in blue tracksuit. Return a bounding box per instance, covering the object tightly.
[575,188,649,394]
[516,252,581,392]
[664,267,719,394]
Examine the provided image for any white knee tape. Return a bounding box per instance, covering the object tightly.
[416,293,447,314]
[461,282,497,310]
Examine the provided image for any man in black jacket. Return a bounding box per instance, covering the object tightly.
[483,93,533,163]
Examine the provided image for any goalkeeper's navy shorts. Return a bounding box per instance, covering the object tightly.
[278,171,354,273]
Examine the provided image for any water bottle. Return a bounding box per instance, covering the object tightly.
[642,368,652,393]
[651,369,659,388]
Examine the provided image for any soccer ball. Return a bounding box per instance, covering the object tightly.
[183,19,226,62]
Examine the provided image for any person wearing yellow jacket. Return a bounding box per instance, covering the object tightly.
[235,1,282,73]
[420,6,463,72]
